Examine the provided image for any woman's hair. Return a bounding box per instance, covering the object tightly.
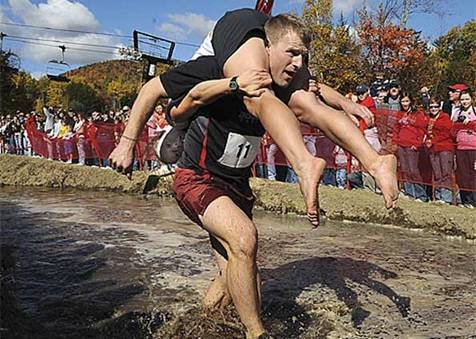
[264,13,310,48]
[459,90,473,99]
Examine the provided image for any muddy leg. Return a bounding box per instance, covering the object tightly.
[203,249,232,310]
[200,197,266,338]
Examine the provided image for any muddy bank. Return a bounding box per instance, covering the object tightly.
[1,154,475,239]
[0,154,173,195]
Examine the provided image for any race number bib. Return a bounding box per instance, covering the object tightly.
[217,132,262,168]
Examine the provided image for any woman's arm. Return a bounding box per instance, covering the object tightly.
[170,69,271,122]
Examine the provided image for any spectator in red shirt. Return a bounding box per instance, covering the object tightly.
[424,98,455,203]
[393,93,429,201]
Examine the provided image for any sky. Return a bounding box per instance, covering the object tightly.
[0,0,474,78]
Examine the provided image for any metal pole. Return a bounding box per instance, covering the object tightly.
[0,32,6,52]
[0,32,5,116]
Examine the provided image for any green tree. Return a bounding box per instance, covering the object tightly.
[430,20,476,98]
[106,79,137,110]
[9,72,40,113]
[0,51,41,115]
[65,80,102,112]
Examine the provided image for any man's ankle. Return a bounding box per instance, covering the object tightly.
[246,327,267,339]
[293,156,315,177]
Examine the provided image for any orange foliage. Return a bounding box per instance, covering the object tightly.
[358,17,426,76]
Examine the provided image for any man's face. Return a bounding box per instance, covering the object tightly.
[389,86,400,97]
[449,89,460,102]
[267,31,307,88]
[357,92,368,101]
[377,92,386,103]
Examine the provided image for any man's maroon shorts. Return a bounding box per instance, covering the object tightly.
[173,167,255,228]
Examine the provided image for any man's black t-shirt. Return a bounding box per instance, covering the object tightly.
[173,96,265,188]
[211,8,268,70]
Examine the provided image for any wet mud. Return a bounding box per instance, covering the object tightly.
[1,187,475,338]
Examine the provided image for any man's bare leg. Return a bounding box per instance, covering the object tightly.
[204,248,263,310]
[203,249,232,310]
[223,38,323,224]
[200,196,265,338]
[289,91,399,208]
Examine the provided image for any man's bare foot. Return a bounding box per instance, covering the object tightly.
[296,157,327,227]
[367,154,399,209]
[203,272,231,310]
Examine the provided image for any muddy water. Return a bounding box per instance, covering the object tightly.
[1,187,475,339]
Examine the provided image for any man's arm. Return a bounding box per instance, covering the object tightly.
[170,69,271,122]
[108,76,168,173]
[318,83,375,126]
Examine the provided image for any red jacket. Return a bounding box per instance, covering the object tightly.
[358,95,376,112]
[358,96,376,132]
[393,110,428,148]
[425,111,454,152]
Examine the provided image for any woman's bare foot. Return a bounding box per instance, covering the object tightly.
[296,157,327,227]
[203,272,232,310]
[367,154,399,209]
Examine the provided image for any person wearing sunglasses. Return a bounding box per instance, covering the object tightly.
[424,98,455,204]
[442,83,469,119]
[384,80,402,111]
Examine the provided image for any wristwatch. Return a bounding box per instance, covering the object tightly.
[229,76,239,94]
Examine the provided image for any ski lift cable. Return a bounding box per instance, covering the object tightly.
[0,21,201,47]
[0,21,131,38]
[5,33,127,49]
[5,37,120,55]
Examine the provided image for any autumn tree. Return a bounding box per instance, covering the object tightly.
[302,0,363,91]
[45,81,68,108]
[357,3,428,93]
[106,79,137,110]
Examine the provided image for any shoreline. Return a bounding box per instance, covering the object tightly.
[1,154,474,240]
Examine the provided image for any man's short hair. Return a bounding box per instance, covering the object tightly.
[264,13,310,48]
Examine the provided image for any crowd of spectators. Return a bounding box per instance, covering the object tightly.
[0,104,170,169]
[1,79,475,207]
[260,80,475,208]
